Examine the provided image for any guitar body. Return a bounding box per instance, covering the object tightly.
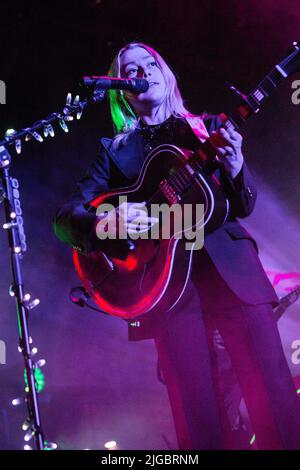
[73,145,230,319]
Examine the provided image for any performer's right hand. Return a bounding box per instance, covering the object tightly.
[95,201,158,240]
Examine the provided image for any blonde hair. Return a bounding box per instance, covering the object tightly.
[107,42,193,147]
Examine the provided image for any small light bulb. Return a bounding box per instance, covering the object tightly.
[36,359,46,368]
[32,132,43,142]
[24,430,34,442]
[45,442,57,450]
[12,398,23,406]
[9,285,15,297]
[104,440,117,450]
[59,119,69,133]
[10,212,16,219]
[27,298,40,310]
[31,347,38,355]
[22,418,30,431]
[23,293,31,302]
[24,445,32,450]
[14,246,21,254]
[48,124,55,137]
[5,128,16,137]
[15,139,22,154]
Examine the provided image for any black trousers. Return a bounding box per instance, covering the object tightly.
[154,253,300,450]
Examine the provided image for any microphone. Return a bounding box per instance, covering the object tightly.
[82,76,149,93]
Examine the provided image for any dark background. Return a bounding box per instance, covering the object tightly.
[0,0,300,450]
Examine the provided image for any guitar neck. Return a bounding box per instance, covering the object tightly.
[220,45,300,133]
[222,68,285,132]
[274,286,300,322]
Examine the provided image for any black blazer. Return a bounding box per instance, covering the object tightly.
[54,115,278,320]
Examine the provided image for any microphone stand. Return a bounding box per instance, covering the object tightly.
[0,87,106,450]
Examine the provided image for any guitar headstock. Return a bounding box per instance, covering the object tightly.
[279,41,300,77]
[280,285,300,308]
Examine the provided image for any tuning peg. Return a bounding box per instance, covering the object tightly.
[225,81,247,100]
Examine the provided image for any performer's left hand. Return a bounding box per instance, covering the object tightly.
[215,127,244,179]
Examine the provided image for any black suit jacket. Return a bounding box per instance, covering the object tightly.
[54,115,278,328]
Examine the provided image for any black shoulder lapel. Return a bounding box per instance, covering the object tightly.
[100,132,144,180]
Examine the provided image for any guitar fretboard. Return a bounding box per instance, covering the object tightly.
[221,43,300,132]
